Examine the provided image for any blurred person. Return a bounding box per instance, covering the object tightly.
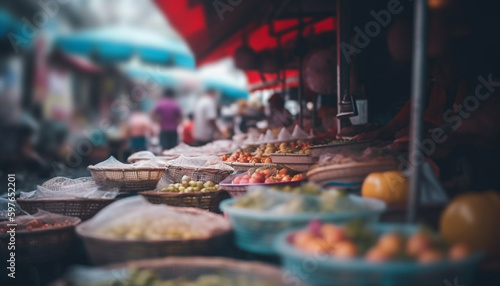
[152,88,182,150]
[127,109,154,153]
[182,113,195,145]
[267,93,294,128]
[236,99,265,133]
[193,88,222,146]
[354,15,469,141]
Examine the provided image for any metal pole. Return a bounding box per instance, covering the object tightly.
[407,0,428,223]
[336,0,350,132]
[298,56,304,128]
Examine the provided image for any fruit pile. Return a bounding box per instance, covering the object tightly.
[233,188,359,213]
[220,152,272,164]
[0,218,73,232]
[232,168,303,185]
[160,175,219,193]
[292,220,473,263]
[254,141,314,156]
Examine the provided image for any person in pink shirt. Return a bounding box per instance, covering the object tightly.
[152,88,182,150]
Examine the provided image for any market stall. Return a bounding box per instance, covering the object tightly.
[2,0,500,285]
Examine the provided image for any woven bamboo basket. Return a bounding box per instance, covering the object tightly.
[308,140,373,157]
[76,208,232,265]
[223,162,277,172]
[17,198,116,221]
[139,190,230,213]
[51,257,292,286]
[162,166,232,184]
[87,166,165,192]
[307,159,399,187]
[0,218,80,264]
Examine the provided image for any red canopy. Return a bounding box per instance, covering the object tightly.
[155,0,335,64]
[154,0,335,88]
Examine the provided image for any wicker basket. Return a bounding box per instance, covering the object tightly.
[223,162,277,172]
[76,208,232,265]
[139,190,230,213]
[87,166,165,192]
[0,218,81,264]
[307,160,399,187]
[308,140,373,157]
[162,166,232,184]
[17,198,116,221]
[51,257,292,286]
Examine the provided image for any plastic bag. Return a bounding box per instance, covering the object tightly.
[93,156,165,169]
[0,210,79,232]
[95,156,125,167]
[84,196,231,240]
[19,177,119,199]
[127,151,155,163]
[166,155,233,172]
[0,198,27,221]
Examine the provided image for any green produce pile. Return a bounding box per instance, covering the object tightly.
[160,175,219,193]
[233,186,360,214]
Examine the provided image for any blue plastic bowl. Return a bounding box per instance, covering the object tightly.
[274,223,484,286]
[220,195,386,255]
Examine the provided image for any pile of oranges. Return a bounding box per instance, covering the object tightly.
[292,220,473,263]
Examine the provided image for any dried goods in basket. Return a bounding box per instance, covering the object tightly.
[0,210,80,264]
[161,155,234,185]
[18,177,118,220]
[76,197,232,265]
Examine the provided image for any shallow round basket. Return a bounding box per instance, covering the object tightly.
[76,208,232,265]
[307,160,399,187]
[139,190,230,213]
[219,173,305,198]
[223,162,277,172]
[275,224,484,286]
[17,198,116,221]
[220,196,386,255]
[162,166,232,184]
[51,257,295,286]
[0,218,81,264]
[87,166,165,192]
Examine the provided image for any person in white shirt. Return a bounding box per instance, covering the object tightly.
[193,89,222,146]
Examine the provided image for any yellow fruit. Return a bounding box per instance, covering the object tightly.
[440,191,500,257]
[361,171,408,205]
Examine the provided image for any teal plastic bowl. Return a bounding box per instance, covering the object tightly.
[220,195,386,255]
[274,223,484,286]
